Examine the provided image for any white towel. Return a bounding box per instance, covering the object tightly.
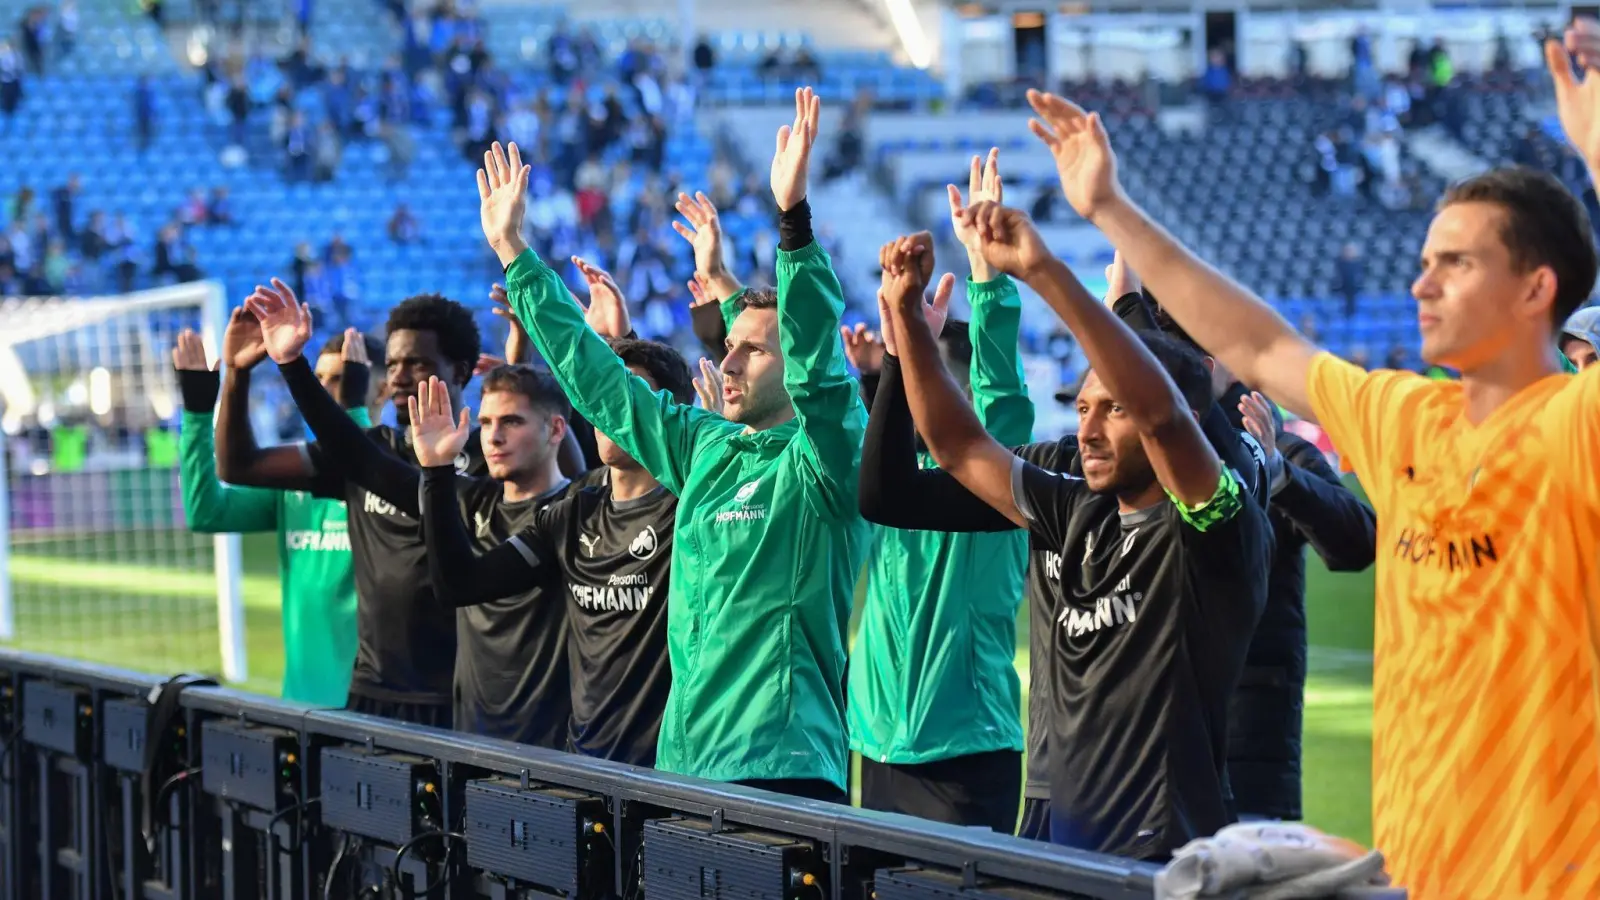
[1154,823,1405,900]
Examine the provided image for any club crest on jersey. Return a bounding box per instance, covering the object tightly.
[734,480,760,503]
[628,526,658,560]
[454,451,471,474]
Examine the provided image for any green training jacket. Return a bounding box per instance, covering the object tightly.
[179,408,364,706]
[848,275,1033,764]
[504,242,869,790]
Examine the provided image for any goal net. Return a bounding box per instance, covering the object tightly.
[0,281,248,684]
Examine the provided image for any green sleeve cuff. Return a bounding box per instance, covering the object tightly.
[1166,467,1244,532]
[966,274,1018,306]
[505,247,549,285]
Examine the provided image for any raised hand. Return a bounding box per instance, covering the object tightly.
[172,328,215,372]
[221,307,269,371]
[475,354,508,377]
[948,147,1003,279]
[1104,251,1140,305]
[672,192,728,278]
[840,322,886,375]
[771,87,821,212]
[1237,390,1283,471]
[342,327,369,366]
[954,202,1053,281]
[478,141,532,265]
[692,357,724,413]
[877,236,955,357]
[572,257,632,338]
[685,272,718,309]
[1549,20,1600,171]
[408,376,472,468]
[242,278,313,365]
[489,282,530,363]
[1025,89,1122,222]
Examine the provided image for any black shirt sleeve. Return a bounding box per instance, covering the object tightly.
[1176,475,1274,625]
[1271,432,1377,573]
[338,360,369,410]
[177,368,221,415]
[279,355,423,516]
[1011,457,1091,549]
[778,198,814,251]
[420,466,555,607]
[1112,291,1159,332]
[857,356,1018,532]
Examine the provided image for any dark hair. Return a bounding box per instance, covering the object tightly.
[1439,166,1598,329]
[318,332,386,365]
[384,293,482,370]
[480,364,571,421]
[938,318,973,368]
[1135,330,1212,413]
[608,336,695,404]
[735,287,778,311]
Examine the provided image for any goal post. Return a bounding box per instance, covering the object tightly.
[0,280,249,684]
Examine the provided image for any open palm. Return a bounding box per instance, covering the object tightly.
[408,376,471,468]
[478,141,531,261]
[572,257,632,338]
[242,279,312,365]
[1025,89,1121,221]
[221,307,269,370]
[671,192,727,277]
[771,87,820,212]
[949,147,1003,255]
[1549,25,1600,170]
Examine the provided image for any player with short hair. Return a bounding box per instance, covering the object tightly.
[174,326,385,706]
[216,286,491,727]
[878,208,1271,860]
[413,333,694,765]
[479,89,869,804]
[1016,22,1600,889]
[244,281,579,746]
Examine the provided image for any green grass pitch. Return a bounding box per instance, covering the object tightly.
[6,514,1376,844]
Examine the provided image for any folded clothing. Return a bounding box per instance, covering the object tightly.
[1154,822,1406,900]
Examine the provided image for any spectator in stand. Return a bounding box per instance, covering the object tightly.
[380,121,415,182]
[301,259,334,317]
[1335,243,1364,318]
[822,97,867,182]
[107,214,137,292]
[178,188,207,227]
[56,1,77,57]
[285,111,312,181]
[208,187,233,226]
[388,203,421,244]
[226,75,250,149]
[153,223,202,283]
[1201,49,1232,105]
[133,75,156,152]
[41,238,66,292]
[326,239,359,328]
[312,121,342,182]
[692,34,715,79]
[0,41,21,128]
[80,210,108,261]
[51,174,78,239]
[1560,307,1600,371]
[5,217,31,275]
[18,7,44,75]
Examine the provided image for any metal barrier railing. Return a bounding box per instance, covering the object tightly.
[0,649,1159,900]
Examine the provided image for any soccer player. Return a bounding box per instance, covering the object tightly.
[173,326,384,706]
[411,334,692,765]
[244,282,576,747]
[878,207,1271,860]
[1016,22,1600,889]
[481,88,868,803]
[215,288,490,727]
[844,151,1033,833]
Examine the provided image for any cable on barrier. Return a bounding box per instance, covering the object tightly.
[265,796,321,853]
[389,829,466,898]
[0,720,25,785]
[323,832,352,900]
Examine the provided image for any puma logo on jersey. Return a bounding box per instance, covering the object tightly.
[628,526,658,560]
[474,511,491,538]
[579,534,600,557]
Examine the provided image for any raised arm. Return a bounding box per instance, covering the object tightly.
[173,332,278,533]
[770,88,868,518]
[1025,90,1319,419]
[962,201,1223,507]
[247,288,425,516]
[480,142,727,496]
[412,379,557,606]
[674,191,745,366]
[1238,393,1376,572]
[213,306,323,492]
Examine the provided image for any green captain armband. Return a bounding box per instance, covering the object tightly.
[1165,467,1244,532]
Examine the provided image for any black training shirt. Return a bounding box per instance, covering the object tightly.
[1012,458,1269,861]
[422,467,675,766]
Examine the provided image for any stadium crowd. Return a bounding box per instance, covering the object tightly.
[163,15,1600,899]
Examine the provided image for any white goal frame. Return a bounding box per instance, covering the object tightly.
[0,280,248,683]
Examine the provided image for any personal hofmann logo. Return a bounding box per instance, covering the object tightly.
[628,526,658,560]
[716,480,766,524]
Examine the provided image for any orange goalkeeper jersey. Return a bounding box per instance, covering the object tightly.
[1307,352,1600,899]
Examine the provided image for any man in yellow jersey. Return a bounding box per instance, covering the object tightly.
[1009,23,1600,898]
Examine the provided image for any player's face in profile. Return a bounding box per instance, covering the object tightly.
[386,329,457,425]
[479,390,559,481]
[720,307,789,428]
[1562,336,1599,371]
[1412,202,1545,370]
[1075,370,1155,495]
[596,365,657,470]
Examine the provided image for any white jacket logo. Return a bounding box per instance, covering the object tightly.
[734,480,760,503]
[454,451,471,474]
[628,526,658,560]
